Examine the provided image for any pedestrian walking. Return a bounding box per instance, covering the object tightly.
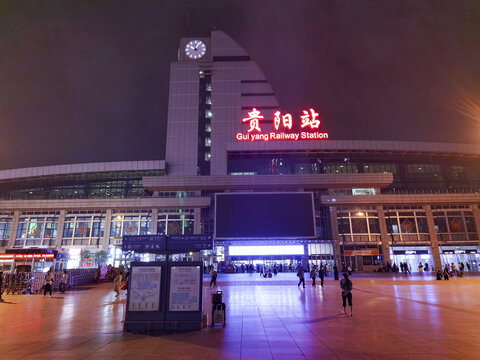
[333,264,339,281]
[297,266,305,288]
[43,271,53,298]
[0,271,3,302]
[340,273,353,316]
[210,269,217,287]
[318,265,325,287]
[59,270,68,293]
[113,271,123,297]
[310,265,317,287]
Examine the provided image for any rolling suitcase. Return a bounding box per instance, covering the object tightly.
[211,302,226,326]
[211,290,222,304]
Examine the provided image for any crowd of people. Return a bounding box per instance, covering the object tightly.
[375,260,473,277]
[436,262,468,280]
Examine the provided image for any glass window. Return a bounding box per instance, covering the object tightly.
[386,217,399,233]
[434,217,448,233]
[448,217,464,232]
[157,221,166,235]
[400,218,416,233]
[75,222,91,237]
[16,223,28,238]
[110,221,122,237]
[0,223,11,239]
[27,222,43,238]
[416,218,429,233]
[44,222,57,239]
[63,222,74,238]
[368,218,380,233]
[92,221,105,238]
[183,220,194,235]
[351,218,368,233]
[123,221,138,235]
[337,218,350,234]
[140,220,151,235]
[465,217,476,233]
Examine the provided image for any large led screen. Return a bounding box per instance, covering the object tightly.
[215,192,316,239]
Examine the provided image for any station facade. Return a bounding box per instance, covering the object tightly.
[1,31,480,272]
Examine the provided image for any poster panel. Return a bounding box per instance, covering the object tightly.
[169,266,201,312]
[128,266,162,311]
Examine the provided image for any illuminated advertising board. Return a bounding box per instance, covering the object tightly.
[236,107,329,142]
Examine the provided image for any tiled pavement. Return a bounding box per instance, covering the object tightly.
[1,272,480,359]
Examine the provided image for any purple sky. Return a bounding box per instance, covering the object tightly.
[0,1,479,169]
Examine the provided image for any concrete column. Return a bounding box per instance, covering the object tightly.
[328,206,342,267]
[7,211,20,248]
[151,208,158,235]
[102,210,112,250]
[55,210,66,249]
[376,206,391,265]
[425,205,442,271]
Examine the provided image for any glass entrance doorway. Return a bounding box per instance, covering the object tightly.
[391,246,433,272]
[440,246,479,272]
[227,257,303,273]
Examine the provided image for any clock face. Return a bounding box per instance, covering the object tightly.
[185,40,207,59]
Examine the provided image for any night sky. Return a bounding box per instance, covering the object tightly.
[1,1,480,170]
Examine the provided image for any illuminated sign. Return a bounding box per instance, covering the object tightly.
[237,107,329,142]
[229,245,305,256]
[0,253,55,260]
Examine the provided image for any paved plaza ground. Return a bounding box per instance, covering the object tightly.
[0,272,480,359]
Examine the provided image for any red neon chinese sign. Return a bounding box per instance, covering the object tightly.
[242,108,264,132]
[237,107,328,142]
[0,253,55,260]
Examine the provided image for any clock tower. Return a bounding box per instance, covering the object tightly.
[165,31,278,176]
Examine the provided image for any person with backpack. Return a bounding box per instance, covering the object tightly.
[297,266,305,288]
[340,272,353,316]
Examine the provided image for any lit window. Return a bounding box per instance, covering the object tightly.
[205,138,211,147]
[206,96,212,105]
[205,124,211,132]
[206,83,211,91]
[204,152,211,161]
[205,110,212,118]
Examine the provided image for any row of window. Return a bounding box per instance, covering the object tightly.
[337,209,478,243]
[5,210,195,247]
